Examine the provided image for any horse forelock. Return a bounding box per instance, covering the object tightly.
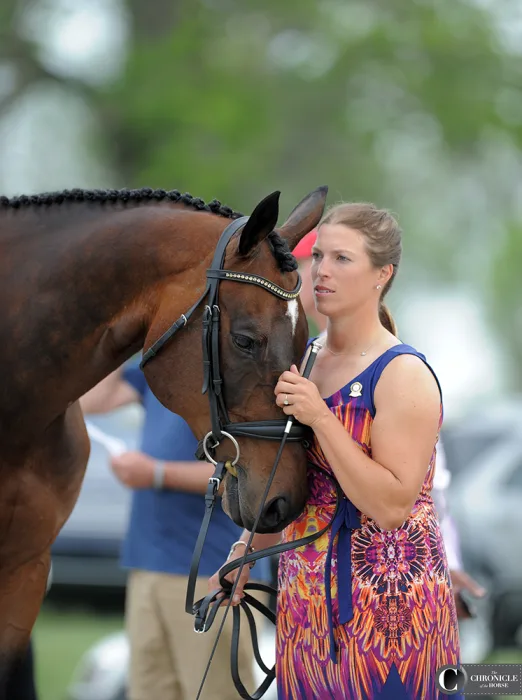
[267,231,298,273]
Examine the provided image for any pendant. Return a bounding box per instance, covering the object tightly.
[349,381,363,397]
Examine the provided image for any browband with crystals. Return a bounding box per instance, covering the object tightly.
[206,269,301,300]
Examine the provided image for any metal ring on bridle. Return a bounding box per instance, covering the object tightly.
[202,430,240,467]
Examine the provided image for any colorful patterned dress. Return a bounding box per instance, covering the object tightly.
[276,344,462,700]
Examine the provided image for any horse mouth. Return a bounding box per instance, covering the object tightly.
[223,473,243,526]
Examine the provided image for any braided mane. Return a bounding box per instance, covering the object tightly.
[0,187,297,272]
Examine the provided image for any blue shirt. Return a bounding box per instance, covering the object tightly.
[120,361,268,580]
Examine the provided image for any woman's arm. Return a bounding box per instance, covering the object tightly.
[276,355,441,530]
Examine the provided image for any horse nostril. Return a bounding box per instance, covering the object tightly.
[260,496,290,530]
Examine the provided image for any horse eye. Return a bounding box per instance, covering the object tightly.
[233,335,255,352]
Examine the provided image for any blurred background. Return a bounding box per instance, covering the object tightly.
[1,0,522,698]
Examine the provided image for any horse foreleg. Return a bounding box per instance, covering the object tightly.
[0,552,50,698]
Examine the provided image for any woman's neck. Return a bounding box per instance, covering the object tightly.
[324,310,388,357]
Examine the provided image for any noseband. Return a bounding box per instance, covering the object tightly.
[140,216,311,460]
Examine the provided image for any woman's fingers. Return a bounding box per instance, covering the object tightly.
[278,371,303,385]
[275,393,290,407]
[208,560,251,608]
[275,379,298,395]
[208,572,220,592]
[221,559,252,605]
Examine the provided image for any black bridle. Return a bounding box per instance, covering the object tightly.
[140,216,310,459]
[140,217,339,699]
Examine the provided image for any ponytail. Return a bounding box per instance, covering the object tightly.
[379,302,398,337]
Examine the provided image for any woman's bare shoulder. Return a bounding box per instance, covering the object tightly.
[376,352,441,408]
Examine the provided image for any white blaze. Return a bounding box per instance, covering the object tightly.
[286,299,299,336]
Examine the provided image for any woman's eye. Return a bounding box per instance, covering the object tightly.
[337,255,350,262]
[311,252,320,260]
[233,335,255,352]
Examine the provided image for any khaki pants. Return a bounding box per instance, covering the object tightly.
[126,570,258,700]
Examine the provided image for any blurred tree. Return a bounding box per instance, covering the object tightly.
[1,0,521,384]
[97,0,522,266]
[489,221,522,387]
[0,0,93,114]
[100,0,522,383]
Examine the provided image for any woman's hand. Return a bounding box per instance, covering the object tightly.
[450,568,487,619]
[275,364,330,427]
[208,547,252,606]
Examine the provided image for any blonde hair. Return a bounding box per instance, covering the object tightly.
[319,202,402,336]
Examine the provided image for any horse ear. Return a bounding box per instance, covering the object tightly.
[237,191,280,257]
[278,186,328,251]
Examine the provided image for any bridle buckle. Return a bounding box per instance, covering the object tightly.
[208,476,221,493]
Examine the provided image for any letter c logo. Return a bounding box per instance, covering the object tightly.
[436,665,467,695]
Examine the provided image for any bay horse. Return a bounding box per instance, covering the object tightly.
[0,184,327,690]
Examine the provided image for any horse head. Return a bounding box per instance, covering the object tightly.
[142,186,328,532]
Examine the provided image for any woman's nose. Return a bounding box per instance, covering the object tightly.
[316,259,330,277]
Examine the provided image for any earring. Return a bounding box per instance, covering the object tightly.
[376,284,382,290]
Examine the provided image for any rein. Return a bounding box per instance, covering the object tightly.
[187,343,332,700]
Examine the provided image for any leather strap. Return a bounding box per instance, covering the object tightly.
[194,420,312,462]
[140,287,209,369]
[188,465,342,699]
[185,460,226,616]
[140,215,249,369]
[191,343,322,700]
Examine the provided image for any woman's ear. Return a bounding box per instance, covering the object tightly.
[378,264,394,285]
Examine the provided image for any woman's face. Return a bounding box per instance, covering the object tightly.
[311,223,387,318]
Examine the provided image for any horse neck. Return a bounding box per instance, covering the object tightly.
[0,202,225,433]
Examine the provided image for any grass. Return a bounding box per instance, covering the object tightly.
[483,648,522,700]
[31,598,522,700]
[33,599,124,700]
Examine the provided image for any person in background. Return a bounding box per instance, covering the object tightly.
[432,439,486,618]
[81,361,267,700]
[293,228,486,624]
[293,230,327,336]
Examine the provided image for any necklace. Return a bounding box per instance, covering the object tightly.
[324,339,376,357]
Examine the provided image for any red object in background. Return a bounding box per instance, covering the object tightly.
[292,230,316,259]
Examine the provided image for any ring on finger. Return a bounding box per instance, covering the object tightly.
[283,394,289,406]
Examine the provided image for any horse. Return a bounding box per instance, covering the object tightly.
[0,184,327,689]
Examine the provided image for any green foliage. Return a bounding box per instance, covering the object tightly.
[98,0,518,207]
[489,221,522,385]
[2,0,522,383]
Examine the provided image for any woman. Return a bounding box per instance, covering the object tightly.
[209,202,462,699]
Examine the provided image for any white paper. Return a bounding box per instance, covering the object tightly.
[85,421,128,457]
